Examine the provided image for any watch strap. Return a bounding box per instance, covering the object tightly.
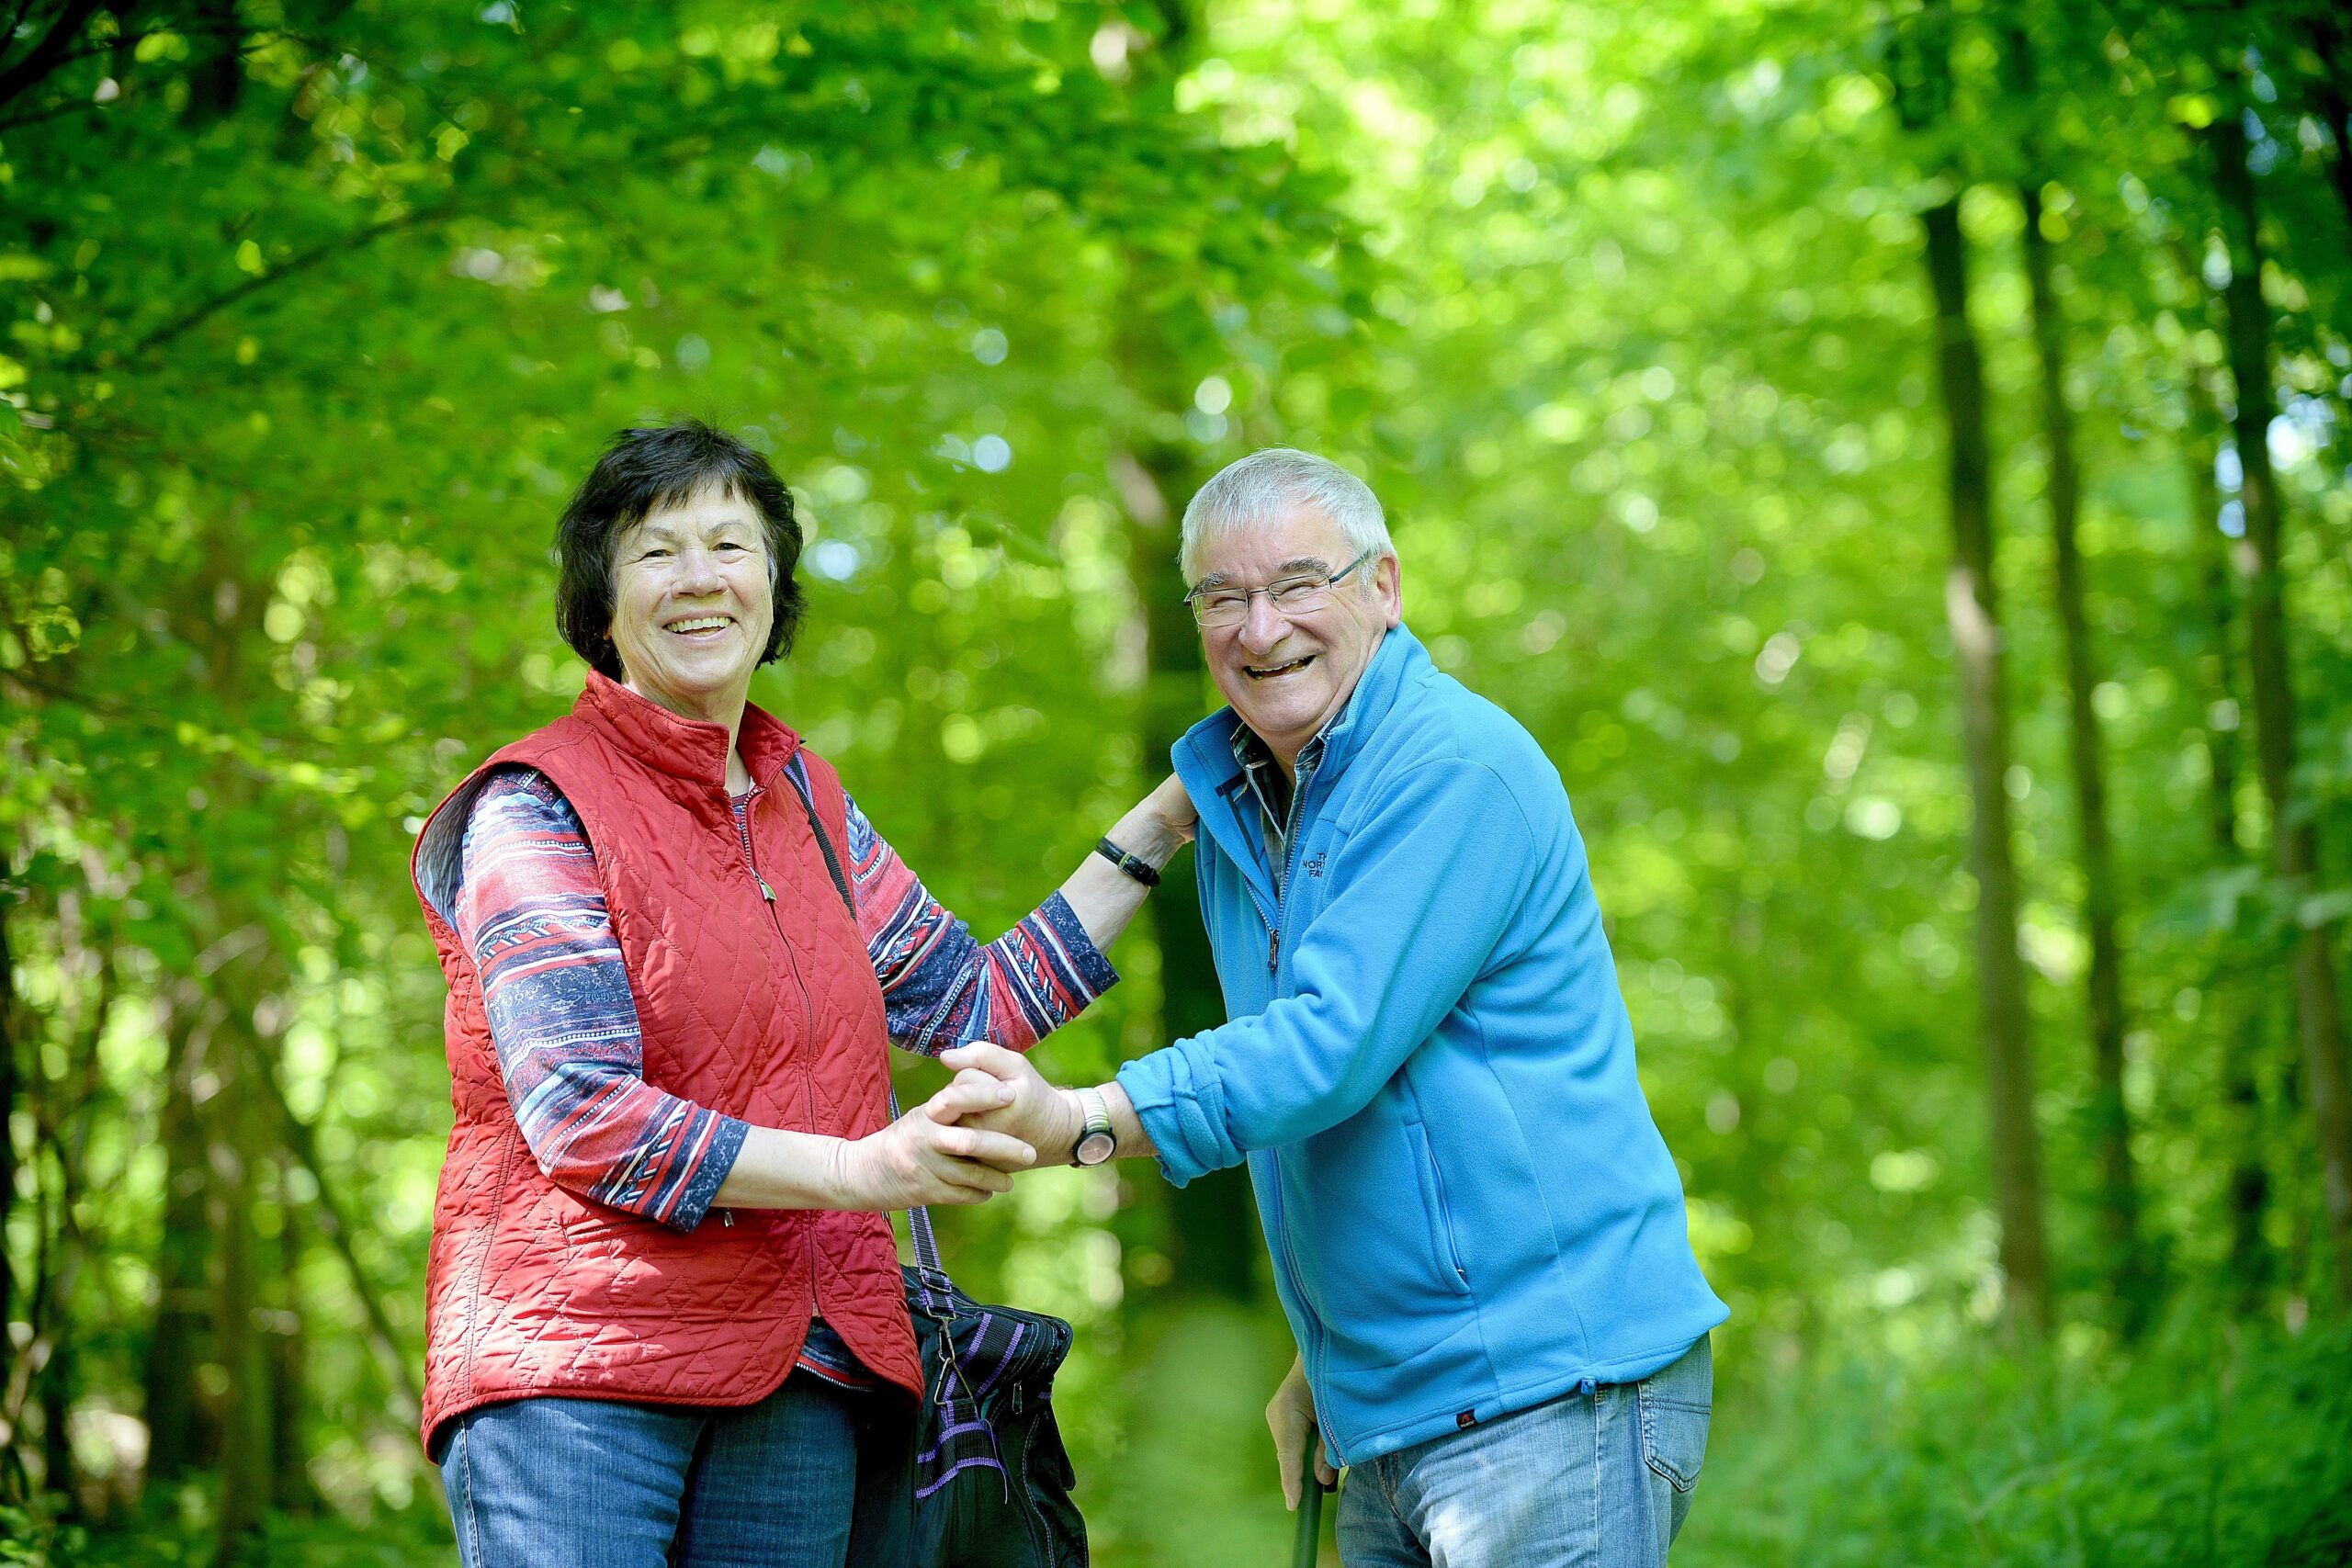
[1094,837,1161,887]
[1071,1086,1114,1166]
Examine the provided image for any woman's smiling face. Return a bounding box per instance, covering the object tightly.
[606,485,774,723]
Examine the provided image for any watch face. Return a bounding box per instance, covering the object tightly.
[1075,1131,1116,1167]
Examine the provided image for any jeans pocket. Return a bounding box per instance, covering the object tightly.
[1637,1380,1710,1493]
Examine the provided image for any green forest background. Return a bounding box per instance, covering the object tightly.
[6,0,2352,1562]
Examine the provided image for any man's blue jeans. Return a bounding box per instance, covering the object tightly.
[1335,1337,1712,1568]
[435,1372,862,1568]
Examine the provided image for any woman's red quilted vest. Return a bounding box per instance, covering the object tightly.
[410,671,920,1453]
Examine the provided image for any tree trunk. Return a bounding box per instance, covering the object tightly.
[256,1055,424,1419]
[35,1312,74,1511]
[1114,444,1261,1303]
[0,831,18,1353]
[269,1156,312,1513]
[1112,0,1260,1305]
[187,533,278,1551]
[180,0,245,127]
[2019,184,2149,1332]
[2210,102,2352,1305]
[2301,17,2352,252]
[141,998,215,1486]
[2185,366,2274,1305]
[17,908,114,1516]
[209,1015,272,1554]
[1922,196,2051,1333]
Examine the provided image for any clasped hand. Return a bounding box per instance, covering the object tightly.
[840,772,1188,1209]
[938,1043,1082,1160]
[841,1045,1074,1209]
[839,1066,1035,1209]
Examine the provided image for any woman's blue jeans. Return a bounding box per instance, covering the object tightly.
[436,1373,862,1568]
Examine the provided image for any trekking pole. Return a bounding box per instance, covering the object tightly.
[1292,1433,1326,1568]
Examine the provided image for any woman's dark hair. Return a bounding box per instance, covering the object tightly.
[553,420,807,681]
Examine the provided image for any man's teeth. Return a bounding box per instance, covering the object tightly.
[666,616,732,633]
[1248,657,1312,677]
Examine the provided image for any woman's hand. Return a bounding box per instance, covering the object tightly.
[1140,771,1199,849]
[1061,773,1200,951]
[1100,773,1200,870]
[936,1043,1083,1163]
[1112,773,1196,863]
[831,1069,1040,1209]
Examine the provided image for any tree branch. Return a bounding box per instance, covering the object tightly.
[122,200,452,363]
[0,0,106,114]
[0,86,112,131]
[254,1053,424,1422]
[0,946,114,1461]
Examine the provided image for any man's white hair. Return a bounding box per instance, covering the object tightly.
[1179,447,1395,583]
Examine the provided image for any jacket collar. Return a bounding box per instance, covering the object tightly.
[1171,625,1429,898]
[577,669,802,792]
[1307,621,1420,782]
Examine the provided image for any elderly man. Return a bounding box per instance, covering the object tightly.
[946,448,1726,1568]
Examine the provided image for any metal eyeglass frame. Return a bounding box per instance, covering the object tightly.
[1183,548,1376,628]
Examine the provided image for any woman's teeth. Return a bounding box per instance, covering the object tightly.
[666,617,732,634]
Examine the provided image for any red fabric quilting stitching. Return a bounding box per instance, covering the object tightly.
[410,677,914,1455]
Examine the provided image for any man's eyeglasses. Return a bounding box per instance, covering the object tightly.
[1184,550,1376,629]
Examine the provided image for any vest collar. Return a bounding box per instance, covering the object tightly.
[577,669,803,791]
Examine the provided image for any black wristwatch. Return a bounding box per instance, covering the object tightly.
[1094,837,1161,887]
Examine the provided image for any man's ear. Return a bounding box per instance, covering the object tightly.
[1377,555,1404,628]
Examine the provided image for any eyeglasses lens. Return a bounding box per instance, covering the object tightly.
[1192,580,1332,627]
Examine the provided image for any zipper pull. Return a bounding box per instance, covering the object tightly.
[756,875,775,902]
[1268,928,1280,974]
[720,1208,736,1227]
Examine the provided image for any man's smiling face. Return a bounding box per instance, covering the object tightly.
[1191,503,1401,773]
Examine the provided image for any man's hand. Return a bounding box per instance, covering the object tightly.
[938,1042,1083,1164]
[1267,1354,1337,1510]
[831,1068,1036,1209]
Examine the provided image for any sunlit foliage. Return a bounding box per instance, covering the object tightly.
[4,0,2349,1562]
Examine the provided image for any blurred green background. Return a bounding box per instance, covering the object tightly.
[6,1,2352,1562]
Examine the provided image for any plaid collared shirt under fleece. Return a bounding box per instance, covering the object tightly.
[1231,719,1335,898]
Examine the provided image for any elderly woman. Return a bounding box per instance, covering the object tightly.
[410,421,1193,1566]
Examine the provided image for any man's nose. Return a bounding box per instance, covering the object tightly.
[1238,591,1291,653]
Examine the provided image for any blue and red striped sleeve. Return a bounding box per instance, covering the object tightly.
[837,780,1119,1055]
[454,769,748,1232]
[452,765,1121,1236]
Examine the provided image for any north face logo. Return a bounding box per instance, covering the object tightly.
[1305,852,1329,879]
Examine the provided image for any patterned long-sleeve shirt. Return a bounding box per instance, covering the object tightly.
[452,761,1119,1235]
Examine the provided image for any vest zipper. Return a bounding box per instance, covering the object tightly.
[736,793,815,1042]
[735,786,827,1310]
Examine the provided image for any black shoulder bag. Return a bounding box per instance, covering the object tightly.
[786,768,1091,1568]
